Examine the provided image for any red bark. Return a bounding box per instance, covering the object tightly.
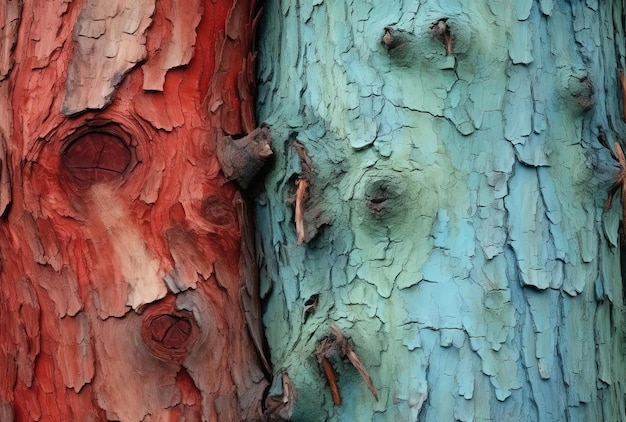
[0,0,268,420]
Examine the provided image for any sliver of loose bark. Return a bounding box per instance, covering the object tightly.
[295,178,308,244]
[320,356,342,406]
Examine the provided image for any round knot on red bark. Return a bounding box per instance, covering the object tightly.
[141,302,199,363]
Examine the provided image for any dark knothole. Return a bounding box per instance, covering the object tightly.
[141,302,200,363]
[366,178,401,219]
[303,294,319,322]
[62,130,132,184]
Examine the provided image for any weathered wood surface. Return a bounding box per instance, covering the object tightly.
[256,1,626,420]
[0,0,269,420]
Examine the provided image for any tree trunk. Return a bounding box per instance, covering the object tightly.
[0,1,270,420]
[256,1,626,420]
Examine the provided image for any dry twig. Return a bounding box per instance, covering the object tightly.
[295,178,308,244]
[315,323,379,406]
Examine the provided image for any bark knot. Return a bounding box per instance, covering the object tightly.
[140,299,199,363]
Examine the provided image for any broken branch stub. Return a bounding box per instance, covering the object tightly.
[264,371,296,420]
[315,324,379,406]
[429,19,452,55]
[381,27,412,51]
[217,126,273,188]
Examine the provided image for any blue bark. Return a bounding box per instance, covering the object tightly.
[257,1,626,420]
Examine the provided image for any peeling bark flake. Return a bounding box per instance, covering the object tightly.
[0,0,21,80]
[141,0,203,91]
[62,0,155,115]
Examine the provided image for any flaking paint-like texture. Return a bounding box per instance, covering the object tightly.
[0,0,269,420]
[256,1,626,420]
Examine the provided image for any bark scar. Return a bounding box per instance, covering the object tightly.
[381,27,410,50]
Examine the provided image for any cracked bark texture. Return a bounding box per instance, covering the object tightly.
[0,0,269,421]
[256,1,626,421]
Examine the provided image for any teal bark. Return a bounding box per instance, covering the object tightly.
[256,1,626,421]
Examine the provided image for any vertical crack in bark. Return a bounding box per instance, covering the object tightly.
[141,0,203,91]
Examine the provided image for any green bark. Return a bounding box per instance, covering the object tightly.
[256,1,626,420]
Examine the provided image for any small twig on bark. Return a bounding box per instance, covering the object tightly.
[330,324,379,401]
[295,178,308,244]
[320,356,342,406]
[315,324,379,406]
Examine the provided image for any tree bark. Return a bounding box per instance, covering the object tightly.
[256,1,626,421]
[0,1,270,421]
